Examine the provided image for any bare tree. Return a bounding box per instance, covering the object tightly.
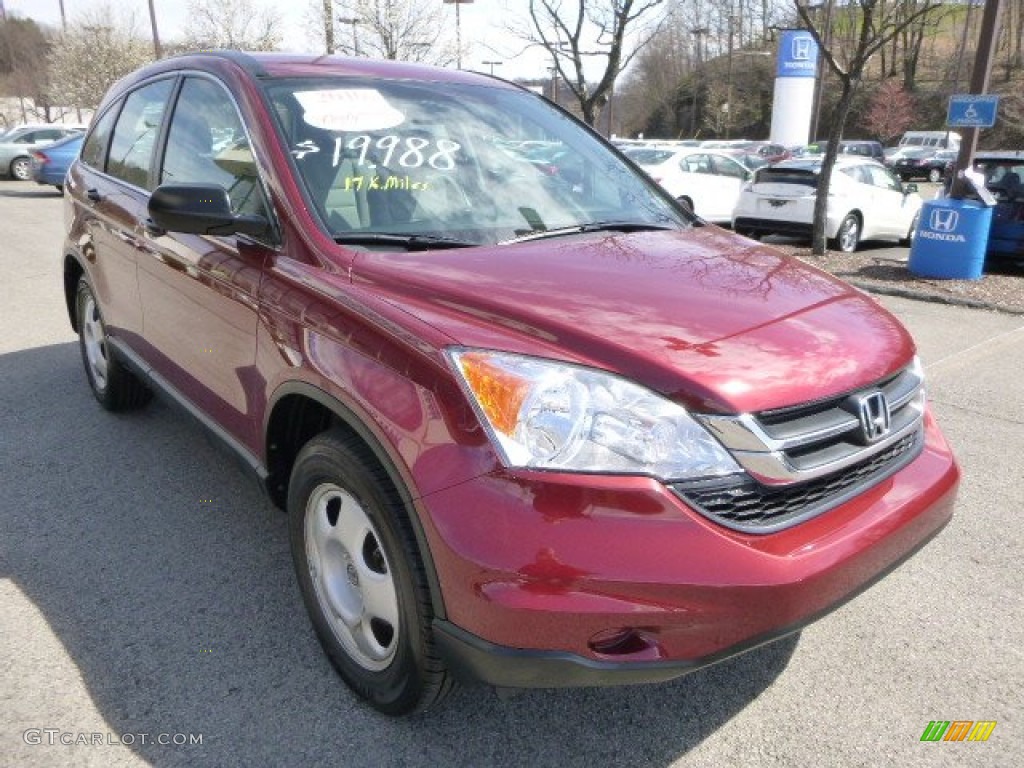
[794,0,944,255]
[511,0,667,127]
[0,16,57,123]
[183,0,283,51]
[326,0,459,65]
[47,6,152,111]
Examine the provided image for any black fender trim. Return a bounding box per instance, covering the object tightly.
[266,380,447,621]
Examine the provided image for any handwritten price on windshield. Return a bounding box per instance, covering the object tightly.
[334,135,462,171]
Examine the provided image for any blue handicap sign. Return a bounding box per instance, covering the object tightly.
[947,95,999,128]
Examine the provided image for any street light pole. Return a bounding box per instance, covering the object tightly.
[337,17,361,56]
[443,0,474,69]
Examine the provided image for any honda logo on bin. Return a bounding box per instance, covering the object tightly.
[918,206,967,243]
[930,209,959,232]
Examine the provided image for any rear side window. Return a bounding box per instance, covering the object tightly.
[628,149,673,165]
[81,107,119,170]
[107,79,174,190]
[755,168,818,187]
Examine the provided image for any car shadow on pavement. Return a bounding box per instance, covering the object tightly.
[0,185,61,198]
[2,343,797,768]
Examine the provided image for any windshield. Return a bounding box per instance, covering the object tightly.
[263,78,688,246]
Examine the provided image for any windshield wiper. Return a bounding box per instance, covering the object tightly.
[499,221,676,245]
[333,233,477,250]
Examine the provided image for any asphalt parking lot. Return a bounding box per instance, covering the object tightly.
[0,178,1020,767]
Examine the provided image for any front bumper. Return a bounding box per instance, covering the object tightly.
[418,409,958,688]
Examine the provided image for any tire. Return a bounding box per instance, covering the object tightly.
[288,431,452,715]
[927,168,942,183]
[900,211,920,247]
[832,213,861,253]
[75,278,152,411]
[10,156,32,181]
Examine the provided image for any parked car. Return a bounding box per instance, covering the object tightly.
[630,147,757,223]
[732,140,791,164]
[939,151,1024,265]
[30,132,84,192]
[733,157,922,251]
[64,52,957,715]
[890,148,956,183]
[802,140,886,163]
[0,123,84,180]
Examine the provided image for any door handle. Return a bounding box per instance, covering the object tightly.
[86,188,102,203]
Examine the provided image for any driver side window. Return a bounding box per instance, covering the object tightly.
[160,77,267,218]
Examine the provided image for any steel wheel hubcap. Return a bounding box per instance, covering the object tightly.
[82,295,109,389]
[840,219,859,251]
[13,158,30,180]
[305,483,399,671]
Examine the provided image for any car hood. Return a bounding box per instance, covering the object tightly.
[353,227,914,414]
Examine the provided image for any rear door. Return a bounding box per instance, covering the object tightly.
[70,78,176,346]
[862,163,916,237]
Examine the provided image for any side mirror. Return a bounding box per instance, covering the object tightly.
[148,183,268,238]
[904,182,919,194]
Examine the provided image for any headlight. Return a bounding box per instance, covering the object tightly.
[447,348,743,481]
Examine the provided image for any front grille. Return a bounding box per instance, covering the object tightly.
[671,431,922,533]
[677,362,927,533]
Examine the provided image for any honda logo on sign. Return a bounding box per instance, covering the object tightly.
[792,37,812,61]
[930,208,959,233]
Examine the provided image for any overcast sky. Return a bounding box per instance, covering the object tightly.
[3,0,571,80]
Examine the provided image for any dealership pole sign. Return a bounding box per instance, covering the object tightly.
[770,30,819,147]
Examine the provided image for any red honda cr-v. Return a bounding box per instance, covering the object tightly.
[63,52,958,715]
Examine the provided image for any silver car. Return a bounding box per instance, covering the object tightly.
[0,124,85,181]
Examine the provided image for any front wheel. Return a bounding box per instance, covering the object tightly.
[928,168,942,183]
[832,213,861,253]
[288,431,452,715]
[10,156,32,181]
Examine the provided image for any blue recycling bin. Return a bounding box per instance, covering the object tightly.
[908,198,993,280]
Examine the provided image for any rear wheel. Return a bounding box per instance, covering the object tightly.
[288,431,452,715]
[10,156,32,181]
[900,211,920,247]
[76,278,152,411]
[832,213,861,253]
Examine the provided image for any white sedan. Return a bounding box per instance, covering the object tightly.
[732,157,922,252]
[626,147,757,224]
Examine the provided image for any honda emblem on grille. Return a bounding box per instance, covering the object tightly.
[856,392,891,443]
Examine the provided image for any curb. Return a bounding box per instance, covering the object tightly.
[848,279,1024,316]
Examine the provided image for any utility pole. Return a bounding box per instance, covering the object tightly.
[322,0,335,54]
[951,0,1005,199]
[147,0,162,59]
